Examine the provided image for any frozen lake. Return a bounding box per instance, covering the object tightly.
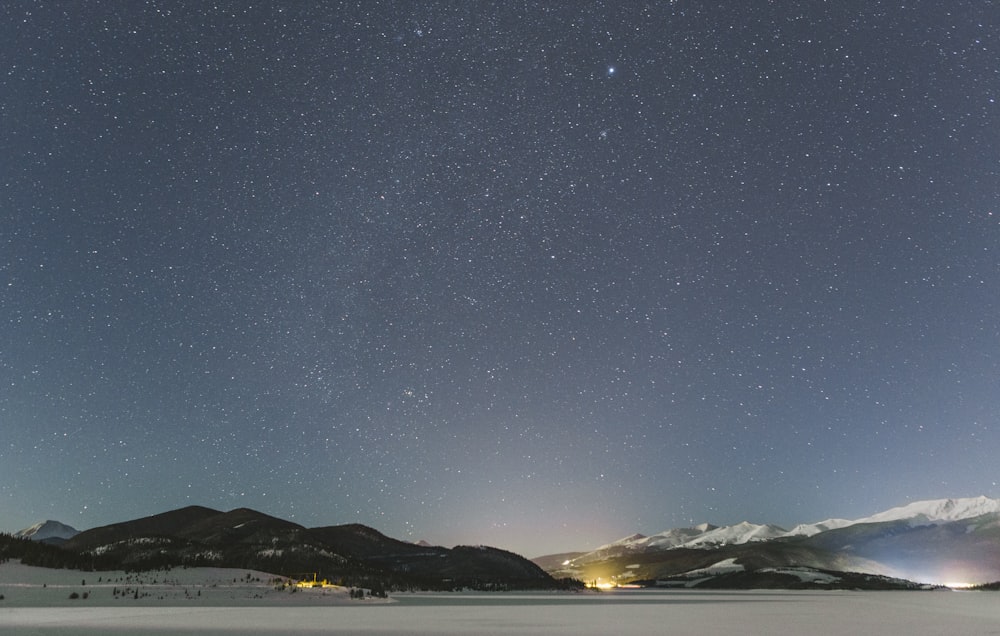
[2,562,999,634]
[3,589,1000,635]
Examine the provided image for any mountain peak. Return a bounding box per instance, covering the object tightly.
[860,496,1000,525]
[594,533,647,551]
[570,496,1000,559]
[13,520,80,543]
[680,521,787,548]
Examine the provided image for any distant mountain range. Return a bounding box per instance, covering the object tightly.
[9,496,1000,590]
[533,496,1000,587]
[7,506,557,591]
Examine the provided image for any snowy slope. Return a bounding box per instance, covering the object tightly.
[780,497,1000,538]
[565,496,1000,562]
[855,496,1000,526]
[590,524,724,555]
[13,520,80,542]
[565,522,784,566]
[678,522,787,548]
[592,533,648,552]
[644,523,718,549]
[781,518,855,538]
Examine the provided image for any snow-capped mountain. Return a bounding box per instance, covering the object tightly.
[14,520,80,544]
[681,522,788,548]
[850,496,1000,526]
[774,497,1000,538]
[590,521,786,556]
[593,532,648,552]
[538,496,1000,586]
[780,518,854,538]
[597,496,1000,553]
[751,497,998,542]
[643,523,719,549]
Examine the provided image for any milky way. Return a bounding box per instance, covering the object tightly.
[3,2,998,557]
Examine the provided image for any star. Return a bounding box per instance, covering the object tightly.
[2,0,998,560]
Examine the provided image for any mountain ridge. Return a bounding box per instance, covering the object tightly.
[572,496,1000,557]
[535,496,1000,586]
[40,505,559,591]
[11,495,999,589]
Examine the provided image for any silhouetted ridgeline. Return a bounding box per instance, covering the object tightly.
[7,506,573,591]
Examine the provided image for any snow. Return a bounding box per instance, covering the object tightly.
[576,497,1000,561]
[781,518,855,538]
[90,537,171,556]
[0,561,360,608]
[643,524,716,549]
[3,561,1000,634]
[678,557,745,578]
[759,567,841,584]
[2,588,1000,635]
[678,522,787,547]
[593,533,647,551]
[12,520,79,542]
[857,496,1000,526]
[570,522,784,564]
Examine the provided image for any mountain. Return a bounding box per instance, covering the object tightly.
[799,512,1000,584]
[850,496,1000,526]
[780,518,854,538]
[535,496,1000,587]
[13,520,80,545]
[63,505,224,552]
[570,521,785,563]
[57,506,556,590]
[644,523,717,548]
[681,522,788,548]
[529,551,587,572]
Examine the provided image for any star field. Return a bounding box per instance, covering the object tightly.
[2,1,999,557]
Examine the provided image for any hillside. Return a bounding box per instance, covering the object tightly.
[38,507,558,591]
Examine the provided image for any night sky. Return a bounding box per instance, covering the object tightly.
[3,1,999,558]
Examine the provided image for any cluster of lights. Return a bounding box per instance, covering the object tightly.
[586,577,642,590]
[943,581,974,589]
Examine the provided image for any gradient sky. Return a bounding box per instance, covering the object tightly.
[3,1,999,558]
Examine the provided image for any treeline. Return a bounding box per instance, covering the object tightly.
[970,581,1000,591]
[0,534,95,570]
[324,572,585,593]
[0,533,584,592]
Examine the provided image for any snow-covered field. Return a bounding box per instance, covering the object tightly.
[0,560,359,607]
[3,562,1000,635]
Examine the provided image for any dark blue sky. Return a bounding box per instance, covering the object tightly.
[3,1,998,557]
